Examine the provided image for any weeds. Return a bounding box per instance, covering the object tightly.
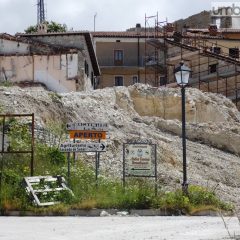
[0,81,13,87]
[0,120,234,214]
[48,92,62,104]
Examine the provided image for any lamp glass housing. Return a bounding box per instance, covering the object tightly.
[175,64,191,86]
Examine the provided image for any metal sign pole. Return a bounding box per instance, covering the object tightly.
[31,113,34,176]
[73,138,76,165]
[154,144,158,196]
[67,152,70,183]
[95,139,101,188]
[123,143,126,190]
[0,116,5,206]
[97,139,100,169]
[95,151,98,188]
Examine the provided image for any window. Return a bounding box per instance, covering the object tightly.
[114,50,123,66]
[84,60,89,77]
[159,76,167,86]
[133,76,139,84]
[91,72,94,88]
[229,48,239,59]
[213,47,221,54]
[209,64,217,74]
[115,76,123,86]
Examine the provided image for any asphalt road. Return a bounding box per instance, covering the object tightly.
[0,216,239,240]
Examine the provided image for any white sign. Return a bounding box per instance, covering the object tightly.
[66,122,108,131]
[60,142,106,152]
[125,144,155,176]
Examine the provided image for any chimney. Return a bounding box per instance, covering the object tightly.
[208,24,218,36]
[37,23,48,33]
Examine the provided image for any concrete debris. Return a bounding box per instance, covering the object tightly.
[0,84,240,213]
[100,210,111,217]
[116,211,129,217]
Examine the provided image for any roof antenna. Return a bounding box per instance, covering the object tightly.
[37,0,46,24]
[94,13,97,32]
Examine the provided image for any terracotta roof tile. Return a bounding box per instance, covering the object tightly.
[91,31,170,38]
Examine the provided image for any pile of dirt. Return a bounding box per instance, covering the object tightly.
[0,84,240,213]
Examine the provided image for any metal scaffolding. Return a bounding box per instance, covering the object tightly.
[143,16,240,109]
[165,35,240,109]
[144,13,170,87]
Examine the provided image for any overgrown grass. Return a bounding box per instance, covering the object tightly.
[0,121,234,215]
[0,81,13,87]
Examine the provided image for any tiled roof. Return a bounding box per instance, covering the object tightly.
[91,31,172,38]
[0,33,27,43]
[187,28,209,33]
[17,31,89,37]
[188,28,240,33]
[219,28,240,33]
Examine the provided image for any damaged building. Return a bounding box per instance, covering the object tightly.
[0,32,100,92]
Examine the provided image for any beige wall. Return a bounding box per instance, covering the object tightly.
[96,41,146,67]
[0,53,93,93]
[0,56,33,81]
[94,37,165,88]
[34,54,77,92]
[0,39,29,54]
[28,34,97,86]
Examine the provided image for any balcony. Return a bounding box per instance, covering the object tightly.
[98,57,145,67]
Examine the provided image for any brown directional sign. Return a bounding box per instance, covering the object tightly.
[69,130,107,140]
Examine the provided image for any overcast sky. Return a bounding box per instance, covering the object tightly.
[0,0,214,34]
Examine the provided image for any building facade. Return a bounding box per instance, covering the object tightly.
[92,30,167,89]
[14,31,100,92]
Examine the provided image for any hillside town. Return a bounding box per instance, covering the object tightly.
[0,1,240,240]
[0,5,239,111]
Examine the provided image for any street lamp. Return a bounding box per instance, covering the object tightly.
[174,61,191,195]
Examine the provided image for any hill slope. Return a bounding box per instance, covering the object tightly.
[174,11,210,31]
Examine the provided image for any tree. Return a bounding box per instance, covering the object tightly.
[25,25,38,33]
[24,21,67,33]
[46,21,67,33]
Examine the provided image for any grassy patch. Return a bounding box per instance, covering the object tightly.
[0,81,13,87]
[0,121,234,215]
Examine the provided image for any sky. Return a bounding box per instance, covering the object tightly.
[0,0,214,34]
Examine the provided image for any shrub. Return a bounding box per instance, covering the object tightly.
[158,190,191,212]
[47,148,65,165]
[188,185,219,206]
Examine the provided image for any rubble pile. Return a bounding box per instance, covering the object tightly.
[0,84,240,211]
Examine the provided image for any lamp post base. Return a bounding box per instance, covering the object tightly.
[182,182,189,195]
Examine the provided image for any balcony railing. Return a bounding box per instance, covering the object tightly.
[98,57,145,67]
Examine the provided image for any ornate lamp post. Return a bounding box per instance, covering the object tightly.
[174,62,191,195]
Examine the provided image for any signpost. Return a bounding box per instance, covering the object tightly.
[60,142,106,152]
[123,139,157,195]
[61,122,108,186]
[125,144,153,176]
[67,122,108,131]
[69,130,107,140]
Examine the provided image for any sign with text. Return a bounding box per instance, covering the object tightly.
[60,142,106,152]
[69,130,107,140]
[124,143,156,177]
[67,122,108,131]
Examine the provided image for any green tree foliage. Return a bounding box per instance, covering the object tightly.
[24,21,67,33]
[24,25,38,33]
[47,21,66,33]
